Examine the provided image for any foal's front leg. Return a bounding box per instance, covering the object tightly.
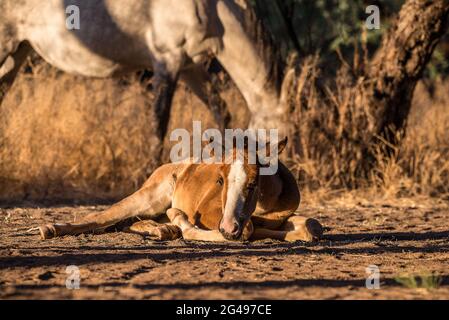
[124,220,181,240]
[166,208,229,242]
[166,208,254,242]
[281,215,324,242]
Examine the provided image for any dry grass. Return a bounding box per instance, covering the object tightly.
[0,61,161,202]
[0,56,447,204]
[399,79,449,197]
[284,56,449,203]
[395,273,442,290]
[0,59,248,203]
[284,55,372,190]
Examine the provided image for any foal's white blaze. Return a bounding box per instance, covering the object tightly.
[222,160,247,232]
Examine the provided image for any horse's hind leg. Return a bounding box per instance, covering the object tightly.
[0,41,32,105]
[38,187,157,239]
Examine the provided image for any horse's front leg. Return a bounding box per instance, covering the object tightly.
[124,219,182,241]
[180,64,231,132]
[281,215,324,242]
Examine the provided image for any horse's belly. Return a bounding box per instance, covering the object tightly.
[30,37,149,78]
[19,0,154,77]
[33,46,117,77]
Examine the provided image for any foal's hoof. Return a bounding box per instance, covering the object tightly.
[126,220,182,240]
[305,218,324,241]
[39,224,56,240]
[155,224,182,241]
[285,217,324,242]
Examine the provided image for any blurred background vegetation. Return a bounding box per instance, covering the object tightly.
[250,0,449,200]
[252,0,449,80]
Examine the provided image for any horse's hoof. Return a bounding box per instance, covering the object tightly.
[39,224,56,240]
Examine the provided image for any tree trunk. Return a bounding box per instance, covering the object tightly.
[284,0,449,188]
[364,0,449,142]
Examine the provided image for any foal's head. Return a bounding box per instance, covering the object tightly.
[216,137,288,240]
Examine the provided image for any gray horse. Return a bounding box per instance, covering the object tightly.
[0,0,292,138]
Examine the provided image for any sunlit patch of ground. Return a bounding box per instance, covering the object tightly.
[1,199,448,299]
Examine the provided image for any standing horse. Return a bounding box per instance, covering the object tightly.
[0,0,291,138]
[39,137,324,242]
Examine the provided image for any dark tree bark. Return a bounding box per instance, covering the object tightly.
[272,0,304,56]
[364,0,449,142]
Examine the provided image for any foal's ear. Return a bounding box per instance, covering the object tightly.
[257,136,288,164]
[276,136,288,155]
[260,136,288,155]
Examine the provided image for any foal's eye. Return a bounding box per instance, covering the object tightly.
[247,183,257,190]
[217,177,224,186]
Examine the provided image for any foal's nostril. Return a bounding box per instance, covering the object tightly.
[231,222,239,235]
[219,222,240,236]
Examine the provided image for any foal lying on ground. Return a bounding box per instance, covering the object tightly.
[39,137,323,242]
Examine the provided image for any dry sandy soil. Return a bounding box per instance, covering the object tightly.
[1,199,448,300]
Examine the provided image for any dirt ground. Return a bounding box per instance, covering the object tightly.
[1,198,448,300]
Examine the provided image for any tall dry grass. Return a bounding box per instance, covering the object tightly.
[399,79,449,197]
[0,58,248,203]
[0,61,159,202]
[284,56,449,201]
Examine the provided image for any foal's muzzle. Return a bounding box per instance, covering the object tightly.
[219,219,243,241]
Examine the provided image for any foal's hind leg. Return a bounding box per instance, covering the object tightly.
[39,186,165,239]
[281,215,323,242]
[39,165,176,239]
[250,215,323,242]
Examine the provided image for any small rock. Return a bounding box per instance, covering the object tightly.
[38,271,55,281]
